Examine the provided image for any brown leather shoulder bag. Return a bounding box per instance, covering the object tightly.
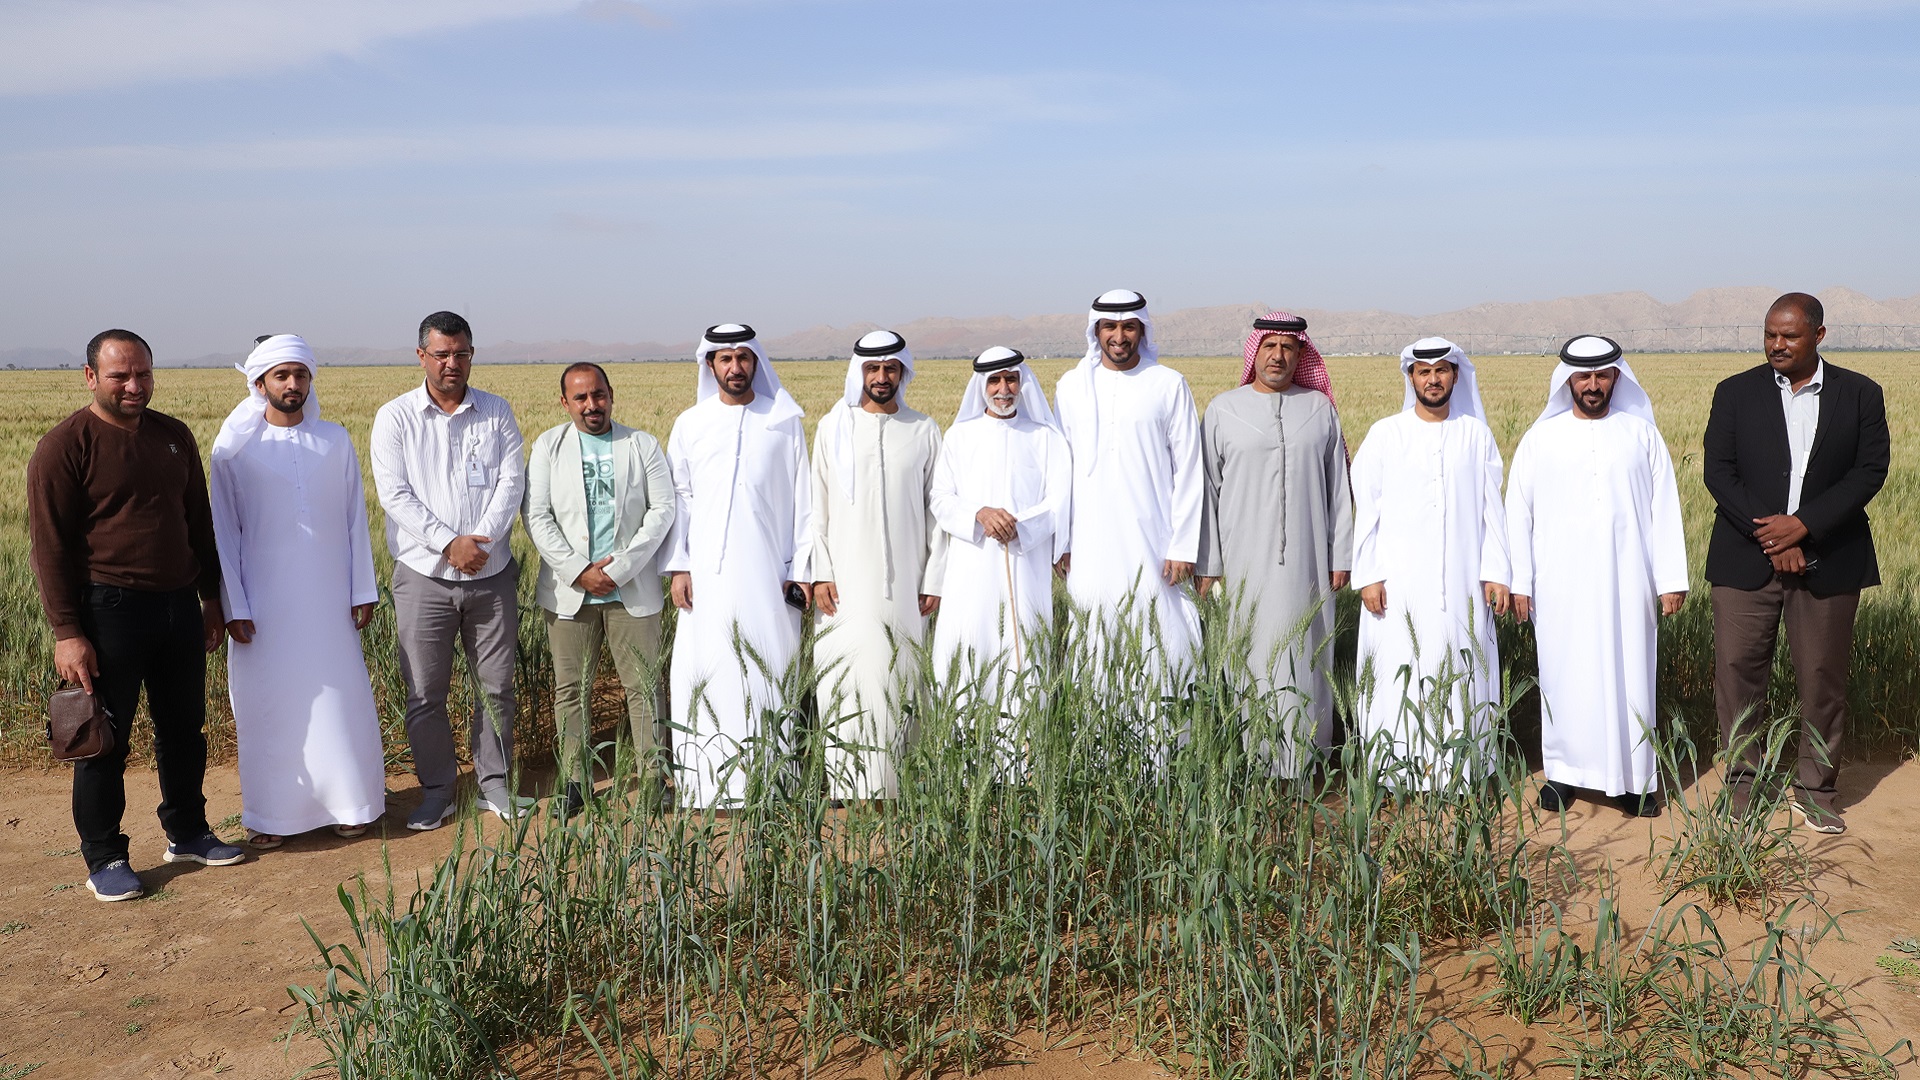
[47,684,115,762]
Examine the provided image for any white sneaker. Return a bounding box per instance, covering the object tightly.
[478,792,534,822]
[1790,799,1846,834]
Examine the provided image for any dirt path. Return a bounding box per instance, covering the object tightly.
[2,761,1916,1079]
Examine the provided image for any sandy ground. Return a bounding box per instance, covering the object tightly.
[2,760,1917,1080]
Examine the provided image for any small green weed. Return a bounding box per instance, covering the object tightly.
[0,922,25,935]
[1875,955,1920,979]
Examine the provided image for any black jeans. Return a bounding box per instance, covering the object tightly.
[73,585,210,872]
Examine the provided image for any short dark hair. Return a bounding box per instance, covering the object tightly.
[561,361,611,395]
[418,311,473,349]
[85,329,152,370]
[1770,292,1824,328]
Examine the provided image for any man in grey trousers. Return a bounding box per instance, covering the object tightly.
[370,311,529,828]
[524,362,675,818]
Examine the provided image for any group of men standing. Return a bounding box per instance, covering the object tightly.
[27,290,1887,903]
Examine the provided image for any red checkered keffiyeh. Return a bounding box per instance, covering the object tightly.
[1240,310,1335,410]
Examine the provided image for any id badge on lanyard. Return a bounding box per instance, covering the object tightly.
[466,457,489,489]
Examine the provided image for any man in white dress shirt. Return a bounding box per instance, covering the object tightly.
[370,311,528,829]
[524,362,675,817]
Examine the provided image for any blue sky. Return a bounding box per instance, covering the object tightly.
[2,0,1917,356]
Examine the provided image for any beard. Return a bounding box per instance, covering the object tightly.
[1417,384,1454,409]
[864,381,898,405]
[267,391,306,415]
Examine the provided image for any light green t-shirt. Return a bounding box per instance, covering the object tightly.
[579,430,620,605]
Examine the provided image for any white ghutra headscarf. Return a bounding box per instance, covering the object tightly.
[954,346,1059,430]
[213,334,317,458]
[1059,288,1158,460]
[693,323,802,424]
[1398,336,1487,423]
[1538,334,1656,425]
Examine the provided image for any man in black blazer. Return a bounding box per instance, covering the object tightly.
[1703,292,1888,834]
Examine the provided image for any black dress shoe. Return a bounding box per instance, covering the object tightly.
[1616,792,1662,818]
[562,782,586,820]
[1538,781,1576,812]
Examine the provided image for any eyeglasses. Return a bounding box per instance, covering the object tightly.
[425,349,475,363]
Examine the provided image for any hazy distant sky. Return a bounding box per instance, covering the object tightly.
[3,0,1917,356]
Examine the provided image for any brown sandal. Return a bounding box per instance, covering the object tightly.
[246,831,284,850]
[332,823,368,839]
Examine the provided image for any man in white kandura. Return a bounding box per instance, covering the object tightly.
[1196,313,1353,778]
[1054,289,1204,687]
[210,335,385,849]
[663,324,813,809]
[525,362,676,818]
[1508,335,1689,817]
[930,346,1073,720]
[1350,338,1511,789]
[811,330,946,802]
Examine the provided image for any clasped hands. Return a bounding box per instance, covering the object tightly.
[1752,514,1810,574]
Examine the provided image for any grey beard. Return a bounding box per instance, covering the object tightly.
[986,401,1018,418]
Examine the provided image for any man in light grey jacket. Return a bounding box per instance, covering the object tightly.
[524,362,675,816]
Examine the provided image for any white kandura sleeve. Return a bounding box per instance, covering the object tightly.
[1648,429,1691,596]
[342,439,380,608]
[1476,428,1512,588]
[661,419,693,576]
[928,432,980,542]
[1164,378,1204,565]
[209,454,251,623]
[807,423,835,584]
[1504,434,1536,599]
[788,427,813,584]
[919,424,948,598]
[1348,430,1386,591]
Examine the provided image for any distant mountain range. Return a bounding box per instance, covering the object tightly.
[7,286,1918,370]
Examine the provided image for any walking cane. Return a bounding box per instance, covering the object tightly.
[1003,541,1022,673]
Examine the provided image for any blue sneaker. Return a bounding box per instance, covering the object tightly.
[87,859,144,902]
[163,832,246,867]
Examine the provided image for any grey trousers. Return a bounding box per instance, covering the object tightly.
[1712,577,1860,812]
[543,604,664,785]
[392,559,520,800]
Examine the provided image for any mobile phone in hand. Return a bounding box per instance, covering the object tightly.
[784,582,807,610]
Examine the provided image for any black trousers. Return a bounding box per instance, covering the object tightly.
[73,585,210,872]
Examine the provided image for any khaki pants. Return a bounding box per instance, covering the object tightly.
[544,604,664,785]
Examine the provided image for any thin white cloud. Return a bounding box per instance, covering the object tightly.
[14,120,959,170]
[0,0,577,97]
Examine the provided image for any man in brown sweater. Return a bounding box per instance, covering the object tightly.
[27,329,246,902]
